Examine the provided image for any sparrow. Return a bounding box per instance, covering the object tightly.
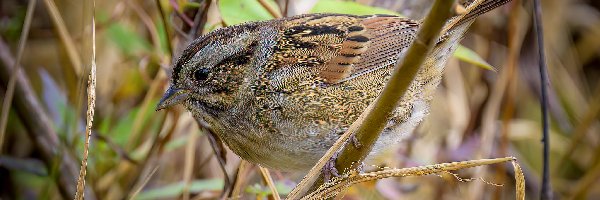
[157,0,512,171]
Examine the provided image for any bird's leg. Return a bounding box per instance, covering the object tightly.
[196,119,232,198]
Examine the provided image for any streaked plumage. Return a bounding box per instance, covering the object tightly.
[157,0,512,171]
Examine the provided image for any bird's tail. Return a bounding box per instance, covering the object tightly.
[443,0,513,34]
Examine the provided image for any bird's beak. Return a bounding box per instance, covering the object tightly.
[156,86,189,111]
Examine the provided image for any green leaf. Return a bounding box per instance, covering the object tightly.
[136,179,223,200]
[310,0,400,16]
[454,45,495,71]
[107,23,151,55]
[218,0,275,25]
[275,182,293,195]
[245,183,269,196]
[156,21,169,54]
[184,1,202,8]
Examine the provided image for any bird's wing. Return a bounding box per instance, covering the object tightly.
[270,14,419,85]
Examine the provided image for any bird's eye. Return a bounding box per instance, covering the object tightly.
[194,68,210,81]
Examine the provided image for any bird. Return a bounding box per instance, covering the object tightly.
[156,0,512,171]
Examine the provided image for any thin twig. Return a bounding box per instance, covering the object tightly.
[283,0,289,17]
[169,0,195,26]
[93,133,137,164]
[258,166,280,200]
[189,0,211,38]
[124,0,162,54]
[74,1,96,198]
[123,111,170,197]
[182,129,199,200]
[203,126,232,198]
[42,0,83,74]
[125,71,167,149]
[0,0,36,152]
[532,0,552,198]
[496,1,525,198]
[257,0,282,18]
[128,166,160,200]
[331,0,454,175]
[230,160,253,198]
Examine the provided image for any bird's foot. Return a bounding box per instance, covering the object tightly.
[323,151,341,182]
[350,132,361,149]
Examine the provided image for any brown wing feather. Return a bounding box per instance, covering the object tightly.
[318,24,371,83]
[319,15,420,84]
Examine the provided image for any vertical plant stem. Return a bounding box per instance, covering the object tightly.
[74,1,96,199]
[0,0,36,152]
[496,1,524,199]
[182,130,199,200]
[257,0,282,18]
[156,0,173,57]
[124,0,161,55]
[125,71,166,149]
[230,160,253,198]
[42,0,83,74]
[532,0,552,198]
[128,166,160,200]
[258,166,280,200]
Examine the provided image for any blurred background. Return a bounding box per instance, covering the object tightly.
[1,0,599,199]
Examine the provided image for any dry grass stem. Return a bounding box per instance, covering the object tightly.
[74,2,96,199]
[258,166,281,200]
[494,1,527,198]
[126,70,167,149]
[182,129,199,200]
[258,0,283,18]
[42,0,83,74]
[128,166,160,200]
[469,32,512,199]
[230,160,253,198]
[302,157,525,200]
[125,0,162,54]
[0,0,36,152]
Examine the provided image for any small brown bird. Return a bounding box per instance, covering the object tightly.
[157,0,511,171]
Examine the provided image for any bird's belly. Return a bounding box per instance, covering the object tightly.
[220,99,429,172]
